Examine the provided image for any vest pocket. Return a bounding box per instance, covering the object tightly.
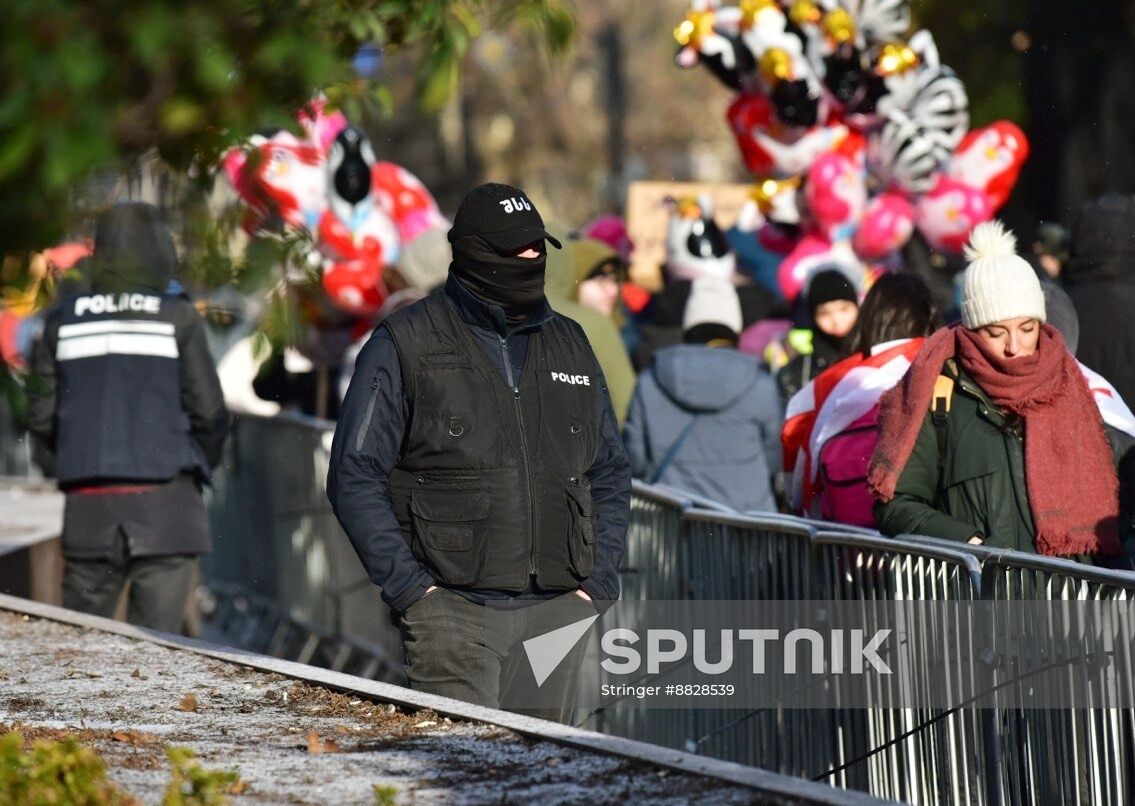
[566,480,596,579]
[410,488,491,586]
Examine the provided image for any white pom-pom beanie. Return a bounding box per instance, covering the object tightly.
[960,220,1046,330]
[683,276,743,335]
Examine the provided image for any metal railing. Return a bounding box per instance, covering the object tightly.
[976,549,1135,806]
[202,414,403,682]
[590,504,997,805]
[585,500,1135,806]
[0,395,34,478]
[808,533,990,805]
[9,408,1134,804]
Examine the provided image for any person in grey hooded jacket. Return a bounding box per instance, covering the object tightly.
[623,276,783,512]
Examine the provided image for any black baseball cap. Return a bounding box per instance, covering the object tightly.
[447,182,563,252]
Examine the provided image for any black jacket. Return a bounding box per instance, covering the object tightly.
[776,329,844,402]
[27,205,228,485]
[328,275,632,613]
[1064,194,1135,409]
[1064,273,1135,411]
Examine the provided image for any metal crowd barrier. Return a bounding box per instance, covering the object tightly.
[971,546,1135,806]
[0,394,34,478]
[595,506,994,805]
[897,537,1135,806]
[678,511,818,785]
[807,533,991,806]
[74,413,1134,805]
[199,580,400,681]
[202,414,403,681]
[584,494,1135,806]
[621,483,690,601]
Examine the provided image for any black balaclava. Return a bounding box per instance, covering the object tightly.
[451,235,547,328]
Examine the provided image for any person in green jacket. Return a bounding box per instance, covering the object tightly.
[544,232,636,425]
[869,221,1135,561]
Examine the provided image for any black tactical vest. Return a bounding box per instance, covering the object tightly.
[384,291,599,592]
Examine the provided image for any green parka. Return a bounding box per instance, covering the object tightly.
[876,361,1135,554]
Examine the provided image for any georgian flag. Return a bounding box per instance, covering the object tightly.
[781,338,924,515]
[1082,364,1135,439]
[781,337,1135,517]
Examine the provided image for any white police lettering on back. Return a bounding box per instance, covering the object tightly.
[551,372,591,386]
[498,197,533,214]
[74,294,162,317]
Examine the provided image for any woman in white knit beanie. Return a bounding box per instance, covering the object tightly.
[866,221,1135,563]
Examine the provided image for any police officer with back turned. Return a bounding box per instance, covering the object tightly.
[28,202,229,634]
[328,183,631,721]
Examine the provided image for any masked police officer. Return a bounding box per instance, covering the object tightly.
[328,183,631,721]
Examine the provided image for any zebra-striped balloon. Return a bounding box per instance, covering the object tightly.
[841,0,912,49]
[871,64,969,192]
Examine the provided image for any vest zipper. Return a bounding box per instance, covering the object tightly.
[499,334,538,576]
[354,376,380,452]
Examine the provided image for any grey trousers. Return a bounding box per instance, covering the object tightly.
[62,531,197,634]
[397,587,597,723]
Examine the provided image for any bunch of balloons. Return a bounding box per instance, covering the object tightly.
[674,0,1029,301]
[221,100,448,315]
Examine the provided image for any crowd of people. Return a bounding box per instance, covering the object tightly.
[548,194,1135,568]
[463,196,1129,569]
[10,184,1135,719]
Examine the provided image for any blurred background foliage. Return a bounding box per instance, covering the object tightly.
[2,0,1134,333]
[0,0,574,253]
[0,0,574,402]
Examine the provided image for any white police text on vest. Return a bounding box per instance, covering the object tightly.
[551,372,590,386]
[74,294,162,317]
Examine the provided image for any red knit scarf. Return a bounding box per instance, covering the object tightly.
[868,324,1120,556]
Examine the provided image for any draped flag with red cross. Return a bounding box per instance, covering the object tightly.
[782,337,1135,519]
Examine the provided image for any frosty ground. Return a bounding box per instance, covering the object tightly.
[0,609,772,805]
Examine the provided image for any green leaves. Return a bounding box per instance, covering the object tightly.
[1,367,30,428]
[129,6,180,64]
[0,732,246,806]
[0,125,36,184]
[0,0,578,305]
[449,4,484,41]
[0,731,134,806]
[162,746,241,806]
[419,40,461,111]
[161,99,207,136]
[194,45,238,95]
[540,2,575,51]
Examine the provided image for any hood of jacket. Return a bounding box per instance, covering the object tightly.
[1065,193,1135,283]
[652,344,760,412]
[568,238,621,300]
[543,225,575,302]
[90,203,177,293]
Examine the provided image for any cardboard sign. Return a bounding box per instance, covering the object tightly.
[625,180,753,291]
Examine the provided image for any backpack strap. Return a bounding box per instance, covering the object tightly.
[649,414,701,484]
[931,359,957,471]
